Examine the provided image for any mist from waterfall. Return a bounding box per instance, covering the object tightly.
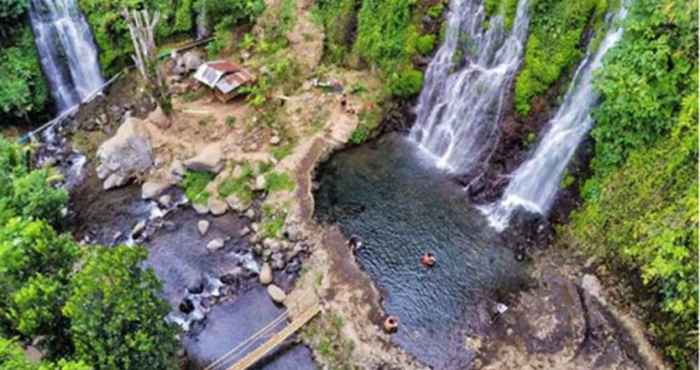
[484,6,629,231]
[409,0,529,173]
[28,0,105,113]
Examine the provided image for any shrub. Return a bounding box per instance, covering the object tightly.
[415,34,435,55]
[64,246,179,370]
[181,170,213,205]
[387,68,423,98]
[514,0,609,116]
[264,171,295,193]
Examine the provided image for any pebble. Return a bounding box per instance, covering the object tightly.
[269,136,281,145]
[267,284,286,304]
[206,238,225,251]
[208,197,228,216]
[245,209,256,219]
[131,220,146,237]
[198,220,210,235]
[239,226,251,237]
[193,203,209,214]
[158,194,172,208]
[259,263,273,285]
[254,175,267,191]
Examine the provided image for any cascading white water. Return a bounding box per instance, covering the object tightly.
[410,0,529,173]
[484,6,629,231]
[28,0,105,113]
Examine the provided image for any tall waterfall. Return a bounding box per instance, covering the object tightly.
[484,6,629,231]
[409,0,529,173]
[28,0,105,113]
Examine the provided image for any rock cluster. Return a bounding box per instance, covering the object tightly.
[96,116,153,190]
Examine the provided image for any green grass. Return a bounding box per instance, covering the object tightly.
[218,162,254,203]
[264,171,295,193]
[182,170,214,205]
[260,205,287,238]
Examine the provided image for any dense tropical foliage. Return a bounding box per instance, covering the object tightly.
[0,139,179,369]
[0,0,50,124]
[563,0,698,366]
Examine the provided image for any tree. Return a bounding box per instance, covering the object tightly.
[0,337,90,370]
[63,246,179,370]
[122,8,172,116]
[0,218,80,355]
[0,138,68,226]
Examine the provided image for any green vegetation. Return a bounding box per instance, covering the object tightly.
[218,162,254,204]
[0,22,50,124]
[312,0,359,64]
[78,0,265,74]
[181,170,214,205]
[563,0,698,366]
[514,0,610,116]
[260,204,287,238]
[0,138,178,369]
[64,246,178,369]
[301,311,356,370]
[264,171,295,193]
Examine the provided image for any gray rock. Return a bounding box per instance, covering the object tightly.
[284,223,303,242]
[251,223,260,232]
[269,136,281,145]
[96,116,153,190]
[245,209,256,219]
[254,175,266,191]
[206,238,225,251]
[198,220,210,236]
[182,51,203,72]
[225,194,250,212]
[581,274,605,302]
[239,226,251,237]
[259,263,273,285]
[267,284,286,304]
[193,203,209,214]
[142,181,169,199]
[170,160,186,178]
[158,194,172,207]
[131,220,146,237]
[185,144,223,173]
[208,197,228,216]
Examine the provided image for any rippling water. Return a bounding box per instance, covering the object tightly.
[315,134,528,369]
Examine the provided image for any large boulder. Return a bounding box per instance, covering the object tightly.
[184,144,224,173]
[173,50,203,75]
[96,117,153,190]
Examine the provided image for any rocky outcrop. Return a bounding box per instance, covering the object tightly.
[184,144,224,173]
[96,116,153,190]
[478,271,653,370]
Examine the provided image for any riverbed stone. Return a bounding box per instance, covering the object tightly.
[170,159,186,178]
[158,194,172,207]
[184,144,224,173]
[206,238,225,251]
[225,194,250,212]
[267,284,286,304]
[131,220,146,237]
[240,226,251,237]
[197,220,210,236]
[254,175,266,190]
[259,263,273,285]
[245,209,256,219]
[142,181,169,199]
[193,202,209,214]
[96,116,153,190]
[208,197,228,216]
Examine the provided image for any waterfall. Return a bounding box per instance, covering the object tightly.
[28,0,105,114]
[409,0,530,173]
[484,6,629,231]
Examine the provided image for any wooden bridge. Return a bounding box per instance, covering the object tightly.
[204,301,321,370]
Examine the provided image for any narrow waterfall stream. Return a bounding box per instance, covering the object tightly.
[484,6,629,231]
[28,0,105,113]
[409,0,529,173]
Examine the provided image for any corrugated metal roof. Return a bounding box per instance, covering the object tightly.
[206,61,241,73]
[215,70,255,94]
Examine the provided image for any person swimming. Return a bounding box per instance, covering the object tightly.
[420,251,437,267]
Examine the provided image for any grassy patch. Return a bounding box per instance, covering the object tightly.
[181,170,214,205]
[271,141,295,161]
[301,311,356,370]
[260,205,287,238]
[218,162,254,203]
[264,171,295,193]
